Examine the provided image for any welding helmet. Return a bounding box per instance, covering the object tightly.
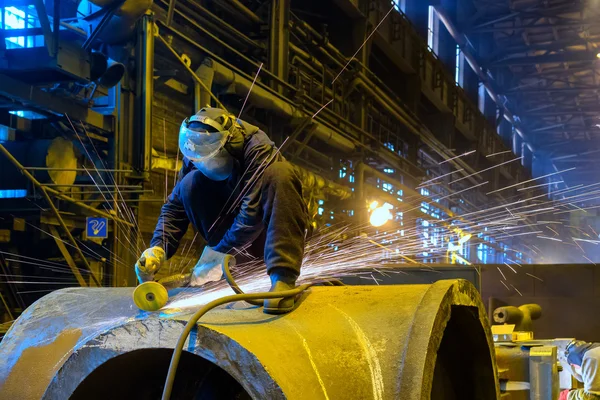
[179,107,237,181]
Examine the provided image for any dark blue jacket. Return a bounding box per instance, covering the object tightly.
[150,126,282,258]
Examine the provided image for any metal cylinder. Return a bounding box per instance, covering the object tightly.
[26,137,78,192]
[0,279,499,399]
[493,304,542,332]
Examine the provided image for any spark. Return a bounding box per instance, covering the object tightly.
[583,255,597,265]
[449,157,522,185]
[504,262,517,274]
[312,99,334,119]
[331,5,396,84]
[536,236,563,242]
[438,150,476,165]
[486,150,513,157]
[497,266,506,280]
[416,169,464,189]
[238,63,263,120]
[486,168,575,195]
[518,181,563,191]
[500,280,510,291]
[510,284,523,296]
[525,273,543,282]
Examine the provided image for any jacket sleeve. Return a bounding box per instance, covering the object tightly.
[566,389,600,400]
[213,133,280,254]
[149,161,193,259]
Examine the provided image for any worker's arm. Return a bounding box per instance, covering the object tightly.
[213,131,281,254]
[565,389,600,400]
[149,161,193,259]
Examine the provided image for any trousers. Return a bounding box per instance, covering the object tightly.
[178,161,307,276]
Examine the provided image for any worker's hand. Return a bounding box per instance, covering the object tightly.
[189,247,235,287]
[135,246,166,284]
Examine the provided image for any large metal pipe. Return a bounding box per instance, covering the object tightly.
[0,279,499,399]
[197,58,357,153]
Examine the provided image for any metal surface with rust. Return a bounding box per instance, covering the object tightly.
[0,279,500,399]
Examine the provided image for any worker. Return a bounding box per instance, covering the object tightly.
[560,340,600,400]
[134,107,308,314]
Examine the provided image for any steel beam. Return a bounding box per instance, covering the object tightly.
[504,86,600,94]
[133,12,154,174]
[48,225,89,287]
[268,0,290,94]
[523,109,600,117]
[468,20,600,33]
[0,144,101,286]
[0,75,110,131]
[491,52,598,67]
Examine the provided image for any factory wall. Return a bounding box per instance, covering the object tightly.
[344,263,600,342]
[482,264,600,342]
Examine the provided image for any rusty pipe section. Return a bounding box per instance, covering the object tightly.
[0,280,498,399]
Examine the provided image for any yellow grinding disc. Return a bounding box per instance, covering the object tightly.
[133,281,168,311]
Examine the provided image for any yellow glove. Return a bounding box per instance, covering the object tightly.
[135,246,166,284]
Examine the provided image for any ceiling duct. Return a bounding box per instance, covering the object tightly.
[77,0,152,45]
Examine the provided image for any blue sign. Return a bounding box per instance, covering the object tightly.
[86,217,108,239]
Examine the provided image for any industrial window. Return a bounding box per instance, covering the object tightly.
[427,6,439,54]
[392,0,406,12]
[478,83,486,114]
[455,45,464,87]
[1,6,44,49]
[0,189,27,199]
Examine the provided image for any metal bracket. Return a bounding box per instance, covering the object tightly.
[81,0,127,51]
[32,0,55,56]
[48,225,89,287]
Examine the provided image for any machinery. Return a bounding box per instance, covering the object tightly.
[491,303,582,400]
[0,279,500,399]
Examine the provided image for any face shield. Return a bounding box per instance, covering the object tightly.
[194,149,234,181]
[179,119,234,181]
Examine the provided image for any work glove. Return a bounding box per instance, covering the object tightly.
[559,389,570,400]
[189,246,235,287]
[135,246,166,284]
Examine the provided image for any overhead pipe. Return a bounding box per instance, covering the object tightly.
[151,148,351,200]
[350,77,482,185]
[77,0,152,45]
[229,0,261,24]
[293,17,484,184]
[197,58,357,153]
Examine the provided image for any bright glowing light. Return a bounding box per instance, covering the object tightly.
[458,233,472,245]
[369,200,379,210]
[597,52,600,59]
[370,203,393,227]
[453,254,472,265]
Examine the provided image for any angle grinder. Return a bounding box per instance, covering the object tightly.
[133,273,191,312]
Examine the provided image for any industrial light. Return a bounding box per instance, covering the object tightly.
[8,110,46,120]
[370,202,393,227]
[458,233,472,245]
[597,52,600,59]
[0,189,27,199]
